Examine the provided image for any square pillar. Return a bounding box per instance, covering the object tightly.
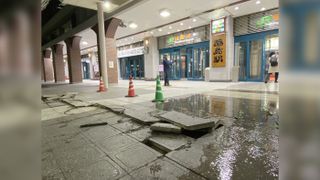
[65,36,82,84]
[43,49,54,82]
[52,44,65,82]
[144,36,159,80]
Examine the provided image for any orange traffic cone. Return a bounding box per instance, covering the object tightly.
[97,77,106,92]
[125,76,137,97]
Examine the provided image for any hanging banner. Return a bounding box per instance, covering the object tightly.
[212,33,226,67]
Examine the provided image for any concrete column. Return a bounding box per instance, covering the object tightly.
[43,49,54,82]
[208,16,234,82]
[92,18,121,84]
[52,44,65,82]
[96,1,108,88]
[65,36,82,84]
[144,36,160,80]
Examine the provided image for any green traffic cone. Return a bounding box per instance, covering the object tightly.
[152,76,164,102]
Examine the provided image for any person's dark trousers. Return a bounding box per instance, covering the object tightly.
[164,71,169,86]
[275,72,279,83]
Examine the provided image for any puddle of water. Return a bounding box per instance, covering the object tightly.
[156,94,279,179]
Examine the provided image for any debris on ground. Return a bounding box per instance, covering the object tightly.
[80,122,108,128]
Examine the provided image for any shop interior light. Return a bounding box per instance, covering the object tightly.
[160,9,171,17]
[235,7,239,10]
[128,22,138,29]
[256,1,261,5]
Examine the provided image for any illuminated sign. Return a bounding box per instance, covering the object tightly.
[211,18,225,34]
[256,14,279,29]
[117,46,144,58]
[166,33,196,46]
[212,33,226,67]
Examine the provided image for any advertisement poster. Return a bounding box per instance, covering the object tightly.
[212,33,226,67]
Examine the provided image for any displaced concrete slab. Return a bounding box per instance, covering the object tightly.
[124,109,160,124]
[113,143,162,172]
[119,157,206,180]
[214,117,236,129]
[112,120,142,133]
[67,159,126,180]
[150,123,181,134]
[97,134,138,155]
[65,107,99,115]
[160,111,215,131]
[148,134,193,152]
[128,127,152,142]
[60,92,78,99]
[96,102,125,114]
[82,125,121,142]
[62,99,92,107]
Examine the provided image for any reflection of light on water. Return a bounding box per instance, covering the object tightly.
[214,148,238,180]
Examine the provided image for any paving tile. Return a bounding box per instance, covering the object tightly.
[66,159,126,180]
[148,133,193,152]
[124,109,160,124]
[53,145,105,174]
[69,112,119,127]
[82,125,121,141]
[128,127,152,142]
[113,143,162,172]
[120,157,206,180]
[160,111,215,130]
[42,151,64,180]
[111,120,142,133]
[150,123,181,134]
[97,134,138,155]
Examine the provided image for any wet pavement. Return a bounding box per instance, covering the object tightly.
[42,85,279,180]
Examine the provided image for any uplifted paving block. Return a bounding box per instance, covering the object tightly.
[150,123,181,134]
[148,134,193,152]
[160,111,215,131]
[124,109,160,124]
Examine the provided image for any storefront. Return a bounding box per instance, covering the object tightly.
[118,42,145,80]
[234,9,279,82]
[158,26,210,80]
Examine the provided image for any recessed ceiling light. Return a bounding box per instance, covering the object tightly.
[193,18,197,22]
[167,32,170,34]
[150,31,154,34]
[82,41,88,45]
[180,22,184,26]
[193,33,197,36]
[177,29,180,32]
[256,1,261,5]
[160,9,170,18]
[169,26,172,29]
[189,26,192,29]
[128,22,138,29]
[261,7,266,11]
[235,7,239,10]
[158,28,162,32]
[104,1,111,9]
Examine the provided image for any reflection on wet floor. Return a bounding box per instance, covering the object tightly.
[156,94,279,179]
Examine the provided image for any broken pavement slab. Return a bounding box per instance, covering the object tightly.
[62,99,92,107]
[214,116,236,129]
[159,111,215,131]
[148,134,193,152]
[150,123,181,134]
[124,109,160,124]
[96,102,126,114]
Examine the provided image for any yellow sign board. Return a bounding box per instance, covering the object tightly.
[212,33,226,67]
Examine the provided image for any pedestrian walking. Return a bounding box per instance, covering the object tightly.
[265,51,279,83]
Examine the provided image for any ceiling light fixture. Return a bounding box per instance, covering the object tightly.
[180,22,184,26]
[189,26,192,29]
[128,22,138,29]
[193,18,197,22]
[82,41,88,45]
[256,1,261,5]
[261,7,266,11]
[158,28,162,32]
[167,32,170,34]
[150,31,154,34]
[177,29,180,32]
[235,7,239,10]
[160,9,171,18]
[169,26,172,29]
[104,1,111,9]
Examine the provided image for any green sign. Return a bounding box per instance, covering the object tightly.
[256,15,273,29]
[167,36,174,45]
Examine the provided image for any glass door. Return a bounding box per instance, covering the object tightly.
[235,42,248,81]
[170,50,181,80]
[249,40,263,80]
